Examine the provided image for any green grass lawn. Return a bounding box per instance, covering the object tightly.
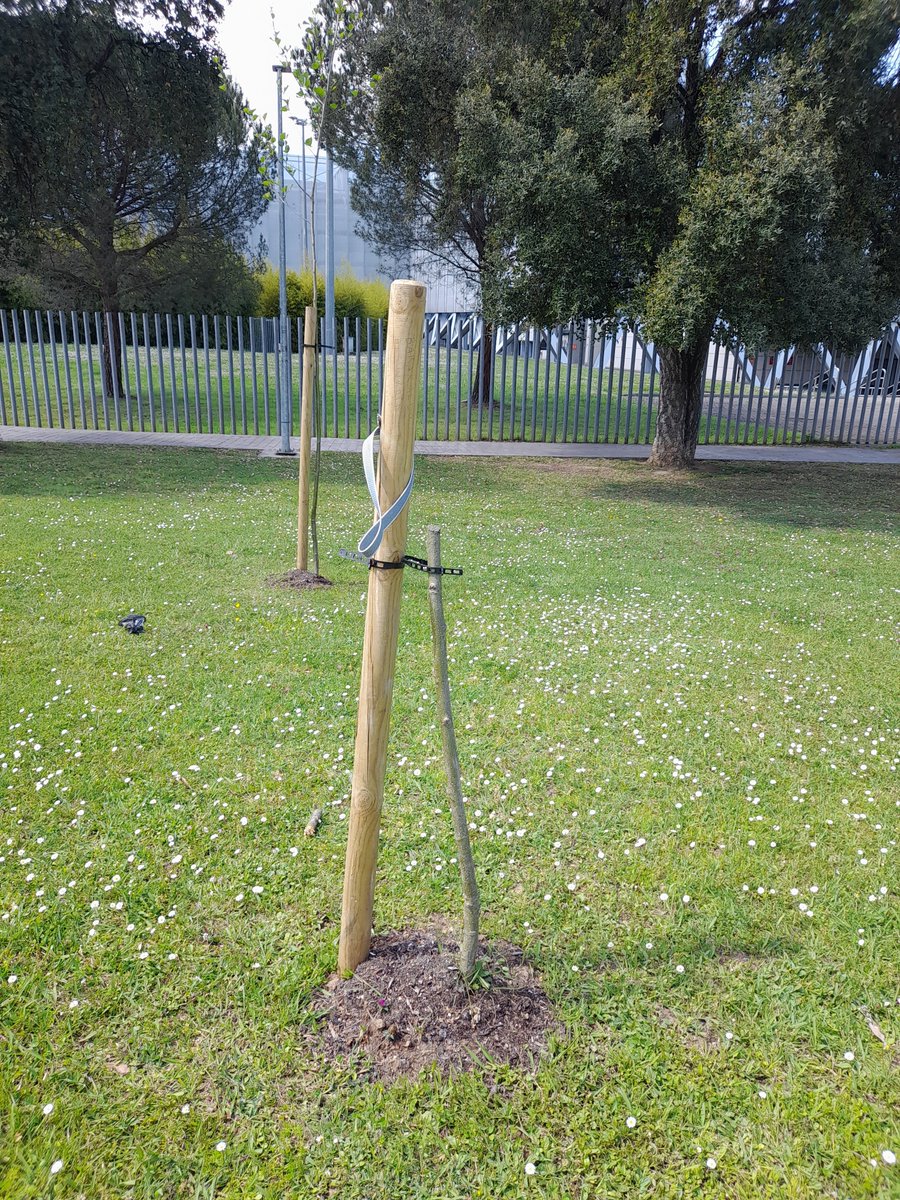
[0,444,898,1199]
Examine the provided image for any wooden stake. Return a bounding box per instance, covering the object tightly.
[426,525,480,978]
[338,279,426,973]
[296,304,317,570]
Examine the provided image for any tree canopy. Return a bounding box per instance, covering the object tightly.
[469,0,900,463]
[0,0,271,318]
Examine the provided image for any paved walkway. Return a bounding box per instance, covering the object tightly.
[2,424,898,464]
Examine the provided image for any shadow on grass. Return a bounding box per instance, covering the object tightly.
[595,459,900,533]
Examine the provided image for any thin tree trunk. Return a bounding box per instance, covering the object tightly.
[648,340,708,468]
[426,525,480,980]
[469,319,494,410]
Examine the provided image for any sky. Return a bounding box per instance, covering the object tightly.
[218,0,318,146]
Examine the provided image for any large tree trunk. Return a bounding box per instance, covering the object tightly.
[649,341,708,468]
[469,318,494,410]
[101,308,124,401]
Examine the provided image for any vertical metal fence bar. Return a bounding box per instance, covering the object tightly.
[851,349,869,445]
[236,316,247,435]
[223,316,234,435]
[498,327,508,441]
[153,314,167,433]
[332,318,338,442]
[877,331,900,444]
[0,311,18,426]
[612,329,628,443]
[130,314,144,432]
[117,312,132,431]
[702,341,719,443]
[472,324,480,441]
[48,311,65,427]
[834,352,853,443]
[165,314,177,433]
[12,312,31,426]
[343,316,350,438]
[487,323,498,442]
[561,324,574,442]
[104,312,121,431]
[378,319,385,418]
[178,314,190,433]
[212,316,223,434]
[422,316,429,438]
[633,329,647,444]
[141,314,154,432]
[260,318,271,436]
[190,315,202,434]
[573,323,586,443]
[432,317,440,440]
[366,318,373,431]
[602,332,615,442]
[622,325,638,443]
[712,346,730,443]
[84,312,99,429]
[509,322,520,442]
[829,350,846,443]
[24,311,43,426]
[0,330,6,425]
[0,317,7,424]
[867,332,890,444]
[758,351,775,445]
[477,317,487,441]
[520,325,530,442]
[546,327,559,441]
[796,352,816,443]
[729,352,747,443]
[886,332,900,444]
[711,345,727,443]
[35,311,55,426]
[749,350,763,443]
[442,319,451,441]
[319,317,327,437]
[453,322,462,440]
[809,349,827,442]
[94,312,113,430]
[644,345,657,443]
[530,327,540,441]
[59,311,75,428]
[248,317,258,437]
[593,330,606,443]
[586,326,598,442]
[355,317,362,437]
[781,346,799,443]
[201,315,212,434]
[772,349,791,444]
[538,329,549,441]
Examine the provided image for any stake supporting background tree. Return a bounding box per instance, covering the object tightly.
[339,278,426,974]
[296,303,317,570]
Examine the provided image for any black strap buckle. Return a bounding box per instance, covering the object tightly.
[339,548,463,577]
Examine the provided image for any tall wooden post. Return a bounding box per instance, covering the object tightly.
[339,279,426,973]
[296,304,317,570]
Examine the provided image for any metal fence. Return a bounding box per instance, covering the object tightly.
[1,308,898,445]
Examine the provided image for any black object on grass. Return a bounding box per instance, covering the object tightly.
[118,613,146,634]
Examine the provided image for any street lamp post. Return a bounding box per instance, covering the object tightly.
[273,63,295,457]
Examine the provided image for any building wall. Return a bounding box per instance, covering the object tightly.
[252,154,474,310]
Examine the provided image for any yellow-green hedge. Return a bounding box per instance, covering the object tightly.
[257,267,388,348]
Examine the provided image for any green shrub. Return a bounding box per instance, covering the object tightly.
[256,266,388,348]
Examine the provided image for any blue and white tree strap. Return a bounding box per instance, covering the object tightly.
[357,425,415,557]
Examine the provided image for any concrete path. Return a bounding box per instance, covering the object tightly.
[2,424,898,465]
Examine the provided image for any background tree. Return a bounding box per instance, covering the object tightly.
[470,0,900,465]
[0,0,271,389]
[298,0,594,405]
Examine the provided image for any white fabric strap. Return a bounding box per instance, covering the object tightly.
[357,425,415,557]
